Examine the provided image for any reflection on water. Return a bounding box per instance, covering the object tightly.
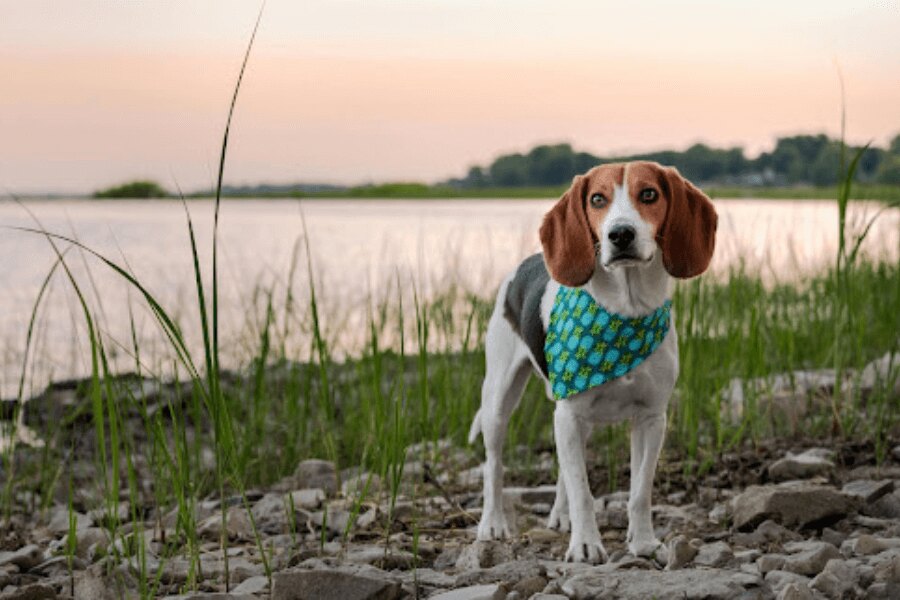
[1,198,897,399]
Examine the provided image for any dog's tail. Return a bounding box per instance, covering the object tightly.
[467,408,482,444]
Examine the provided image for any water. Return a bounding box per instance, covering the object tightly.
[1,198,897,399]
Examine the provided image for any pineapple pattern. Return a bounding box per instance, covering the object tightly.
[544,286,671,400]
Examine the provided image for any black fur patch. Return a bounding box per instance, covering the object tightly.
[503,253,551,377]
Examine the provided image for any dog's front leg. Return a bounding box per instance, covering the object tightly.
[554,405,607,563]
[626,412,668,562]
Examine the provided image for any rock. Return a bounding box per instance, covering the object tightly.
[866,582,900,599]
[455,541,515,570]
[842,480,895,504]
[503,485,557,505]
[47,506,93,534]
[429,585,507,600]
[513,575,549,598]
[872,553,900,583]
[810,558,859,599]
[767,448,834,482]
[311,502,377,535]
[73,570,119,600]
[694,541,733,567]
[758,554,787,574]
[665,535,699,570]
[0,583,57,600]
[290,488,325,510]
[862,490,900,520]
[764,570,811,595]
[776,582,813,600]
[560,568,769,599]
[271,568,400,600]
[0,545,44,570]
[294,459,338,495]
[708,502,728,524]
[341,472,381,497]
[75,527,109,560]
[843,534,890,557]
[782,541,841,576]
[343,546,415,570]
[231,575,269,595]
[197,506,254,541]
[731,483,853,530]
[456,559,546,586]
[821,528,846,548]
[857,351,900,396]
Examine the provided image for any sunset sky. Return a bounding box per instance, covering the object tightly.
[2,0,899,194]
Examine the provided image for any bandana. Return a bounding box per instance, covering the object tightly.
[545,286,671,400]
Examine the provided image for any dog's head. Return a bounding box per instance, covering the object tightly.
[539,161,717,286]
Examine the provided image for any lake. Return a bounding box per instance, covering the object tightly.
[1,198,898,399]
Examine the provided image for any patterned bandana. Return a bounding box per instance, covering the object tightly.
[545,286,671,400]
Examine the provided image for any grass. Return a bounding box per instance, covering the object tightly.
[1,16,899,599]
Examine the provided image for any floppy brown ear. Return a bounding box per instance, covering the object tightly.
[539,175,596,286]
[658,167,718,279]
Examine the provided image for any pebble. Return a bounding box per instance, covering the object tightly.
[693,541,733,567]
[810,558,859,599]
[767,448,834,482]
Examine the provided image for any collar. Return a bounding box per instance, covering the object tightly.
[544,286,671,400]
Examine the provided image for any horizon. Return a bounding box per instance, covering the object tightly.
[3,1,900,194]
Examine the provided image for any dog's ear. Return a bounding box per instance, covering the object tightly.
[657,166,718,279]
[539,174,596,286]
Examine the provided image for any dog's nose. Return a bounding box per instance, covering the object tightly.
[608,225,635,250]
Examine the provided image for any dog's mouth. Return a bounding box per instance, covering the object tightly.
[604,253,652,268]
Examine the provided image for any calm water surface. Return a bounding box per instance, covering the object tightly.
[1,198,897,399]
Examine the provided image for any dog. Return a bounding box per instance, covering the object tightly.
[467,161,717,563]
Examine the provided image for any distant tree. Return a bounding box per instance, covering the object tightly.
[489,153,529,186]
[465,166,488,187]
[877,155,900,184]
[809,143,842,186]
[525,144,577,185]
[889,133,900,156]
[93,180,168,199]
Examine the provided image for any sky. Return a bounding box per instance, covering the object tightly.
[1,0,899,194]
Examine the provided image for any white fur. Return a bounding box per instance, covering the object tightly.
[469,202,677,564]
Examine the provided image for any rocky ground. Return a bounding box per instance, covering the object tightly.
[2,431,900,600]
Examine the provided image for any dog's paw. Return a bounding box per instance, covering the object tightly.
[629,538,668,566]
[547,504,571,532]
[476,509,513,540]
[565,533,608,564]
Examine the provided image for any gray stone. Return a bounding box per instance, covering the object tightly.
[73,570,118,600]
[429,585,506,600]
[782,541,841,576]
[47,506,93,534]
[873,553,900,583]
[842,479,895,504]
[455,541,514,570]
[821,527,846,548]
[341,472,381,497]
[775,582,813,600]
[343,546,414,570]
[768,448,834,482]
[862,490,900,520]
[272,568,400,600]
[810,558,859,599]
[665,535,699,570]
[758,554,787,574]
[290,488,325,510]
[843,534,889,557]
[764,570,811,595]
[0,545,44,570]
[294,459,338,494]
[197,506,254,541]
[731,483,853,530]
[503,485,557,505]
[456,559,545,586]
[560,568,770,599]
[0,583,57,600]
[75,527,109,560]
[694,541,733,567]
[866,582,900,599]
[531,596,568,600]
[231,575,268,595]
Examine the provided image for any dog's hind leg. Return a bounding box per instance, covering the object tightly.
[475,315,532,541]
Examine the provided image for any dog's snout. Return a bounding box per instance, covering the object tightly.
[608,225,636,250]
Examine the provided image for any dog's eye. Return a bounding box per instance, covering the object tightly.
[639,188,658,203]
[588,193,607,208]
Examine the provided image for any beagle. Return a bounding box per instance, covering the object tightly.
[468,161,717,564]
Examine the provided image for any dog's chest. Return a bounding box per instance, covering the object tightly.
[564,330,678,423]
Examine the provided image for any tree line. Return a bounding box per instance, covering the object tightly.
[446,133,900,188]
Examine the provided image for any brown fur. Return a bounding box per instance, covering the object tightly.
[539,161,717,284]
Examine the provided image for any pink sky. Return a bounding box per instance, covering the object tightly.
[2,0,899,193]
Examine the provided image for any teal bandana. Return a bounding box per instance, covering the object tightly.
[545,286,671,400]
